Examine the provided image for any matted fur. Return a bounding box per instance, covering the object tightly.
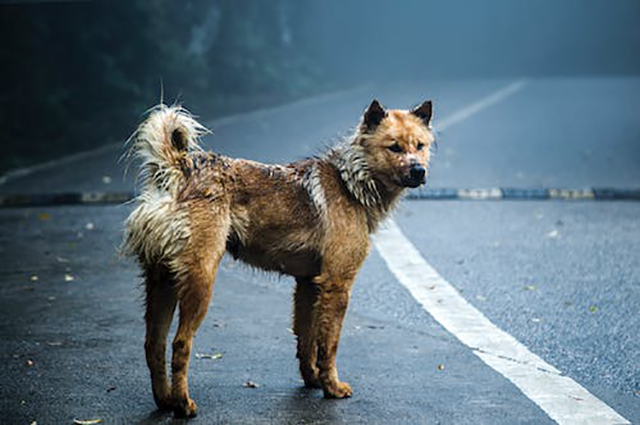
[123,99,434,417]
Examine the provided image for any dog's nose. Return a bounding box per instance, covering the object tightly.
[410,164,426,182]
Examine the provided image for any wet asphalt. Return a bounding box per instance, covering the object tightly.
[0,77,638,424]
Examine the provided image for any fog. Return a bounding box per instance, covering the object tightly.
[1,0,638,172]
[301,0,640,80]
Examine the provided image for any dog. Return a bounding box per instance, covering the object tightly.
[123,98,434,417]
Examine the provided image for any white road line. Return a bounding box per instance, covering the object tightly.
[437,79,528,131]
[374,222,629,424]
[373,80,629,424]
[0,86,370,188]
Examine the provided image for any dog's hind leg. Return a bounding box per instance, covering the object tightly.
[293,277,321,388]
[170,208,228,418]
[144,265,177,411]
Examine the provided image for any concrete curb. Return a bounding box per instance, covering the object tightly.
[1,188,640,208]
[407,188,640,201]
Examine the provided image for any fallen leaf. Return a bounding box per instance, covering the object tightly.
[475,295,487,302]
[546,229,559,238]
[39,212,51,221]
[29,275,39,282]
[64,274,75,282]
[244,381,259,388]
[286,327,294,334]
[437,364,445,371]
[195,352,222,360]
[56,256,70,263]
[524,285,537,291]
[46,341,62,347]
[589,305,599,313]
[73,419,103,425]
[25,359,34,367]
[531,318,541,323]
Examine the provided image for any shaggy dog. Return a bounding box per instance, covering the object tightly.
[123,99,434,417]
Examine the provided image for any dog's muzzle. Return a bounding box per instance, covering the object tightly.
[402,164,426,188]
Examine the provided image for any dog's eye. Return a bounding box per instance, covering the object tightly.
[417,142,425,151]
[387,142,403,153]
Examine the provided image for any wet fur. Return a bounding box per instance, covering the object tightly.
[123,100,434,417]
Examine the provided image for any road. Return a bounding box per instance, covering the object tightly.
[0,77,638,424]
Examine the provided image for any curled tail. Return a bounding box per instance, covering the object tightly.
[123,105,207,262]
[127,104,207,195]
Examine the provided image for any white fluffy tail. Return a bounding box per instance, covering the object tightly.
[127,104,207,196]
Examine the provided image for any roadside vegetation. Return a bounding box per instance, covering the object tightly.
[0,0,326,172]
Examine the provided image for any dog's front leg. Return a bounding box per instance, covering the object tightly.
[293,277,322,388]
[313,275,354,399]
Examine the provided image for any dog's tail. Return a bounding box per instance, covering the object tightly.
[127,104,207,195]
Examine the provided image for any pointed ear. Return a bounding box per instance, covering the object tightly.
[362,99,387,130]
[411,100,433,127]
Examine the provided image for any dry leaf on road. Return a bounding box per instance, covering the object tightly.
[195,352,223,360]
[73,419,103,425]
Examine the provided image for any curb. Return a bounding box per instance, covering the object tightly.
[1,188,640,208]
[406,187,640,201]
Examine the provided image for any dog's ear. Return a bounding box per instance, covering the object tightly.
[411,100,433,127]
[362,99,387,131]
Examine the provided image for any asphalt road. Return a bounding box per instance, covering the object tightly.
[0,77,638,424]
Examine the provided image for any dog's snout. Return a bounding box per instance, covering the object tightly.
[410,164,426,182]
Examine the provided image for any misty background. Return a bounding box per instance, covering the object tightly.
[1,0,639,173]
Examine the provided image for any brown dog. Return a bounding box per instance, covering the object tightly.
[123,99,434,417]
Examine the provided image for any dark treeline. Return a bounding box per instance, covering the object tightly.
[0,0,324,172]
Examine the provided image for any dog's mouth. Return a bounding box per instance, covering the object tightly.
[400,176,425,188]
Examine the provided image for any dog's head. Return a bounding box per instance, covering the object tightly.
[355,99,434,189]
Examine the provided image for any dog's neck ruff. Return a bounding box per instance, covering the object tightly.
[329,143,381,209]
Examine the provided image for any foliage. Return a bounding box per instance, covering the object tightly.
[0,0,324,172]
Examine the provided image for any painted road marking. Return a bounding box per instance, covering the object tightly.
[437,79,528,131]
[0,143,120,186]
[373,220,630,424]
[0,85,370,188]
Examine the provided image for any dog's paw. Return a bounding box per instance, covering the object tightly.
[323,381,353,399]
[173,398,198,418]
[154,396,175,412]
[302,375,323,389]
[153,389,175,411]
